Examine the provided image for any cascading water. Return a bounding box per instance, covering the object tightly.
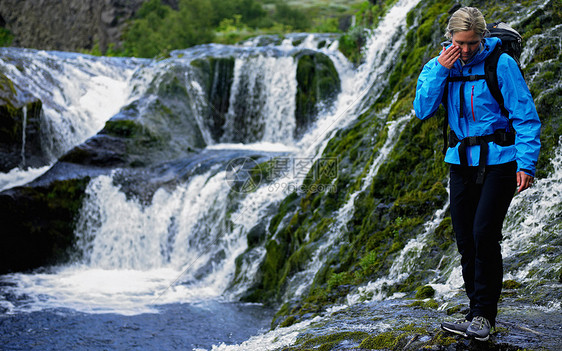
[0,0,418,321]
[221,56,297,144]
[19,105,27,167]
[285,114,412,300]
[0,49,144,190]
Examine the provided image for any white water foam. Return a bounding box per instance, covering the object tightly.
[0,165,51,192]
[1,51,140,158]
[502,137,562,285]
[0,50,143,190]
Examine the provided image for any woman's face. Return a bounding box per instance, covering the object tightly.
[452,30,482,62]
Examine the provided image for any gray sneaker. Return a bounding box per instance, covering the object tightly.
[441,318,471,337]
[466,316,492,341]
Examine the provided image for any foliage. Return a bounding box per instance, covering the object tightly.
[338,26,368,66]
[273,3,310,31]
[0,27,14,47]
[119,0,327,57]
[122,0,215,58]
[240,1,562,336]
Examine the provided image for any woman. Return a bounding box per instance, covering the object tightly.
[413,7,541,341]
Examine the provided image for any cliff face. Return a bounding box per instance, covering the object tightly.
[0,0,170,53]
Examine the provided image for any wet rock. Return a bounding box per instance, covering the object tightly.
[294,50,341,138]
[190,57,235,141]
[0,72,48,172]
[0,178,90,273]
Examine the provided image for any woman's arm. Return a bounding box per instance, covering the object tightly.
[497,54,541,180]
[413,47,457,120]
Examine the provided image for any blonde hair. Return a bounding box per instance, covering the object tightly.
[445,7,487,39]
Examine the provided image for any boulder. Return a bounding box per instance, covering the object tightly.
[294,51,341,138]
[0,72,48,172]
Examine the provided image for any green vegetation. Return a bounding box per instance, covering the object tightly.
[0,27,14,47]
[123,0,215,58]
[114,0,368,58]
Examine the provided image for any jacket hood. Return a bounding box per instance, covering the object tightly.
[449,36,502,69]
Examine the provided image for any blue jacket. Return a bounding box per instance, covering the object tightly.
[413,37,541,176]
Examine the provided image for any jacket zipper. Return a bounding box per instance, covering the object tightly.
[471,85,476,121]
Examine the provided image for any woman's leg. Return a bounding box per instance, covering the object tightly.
[449,162,516,325]
[449,164,479,321]
[471,161,517,325]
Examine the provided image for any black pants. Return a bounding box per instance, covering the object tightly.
[449,161,516,326]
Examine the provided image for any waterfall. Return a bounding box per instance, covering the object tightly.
[221,56,297,144]
[0,49,144,192]
[20,105,27,168]
[501,138,562,311]
[0,49,143,163]
[0,0,422,317]
[1,0,560,350]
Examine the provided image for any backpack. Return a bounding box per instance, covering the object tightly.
[441,21,523,155]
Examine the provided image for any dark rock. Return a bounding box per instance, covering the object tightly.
[0,72,48,172]
[0,0,146,53]
[59,134,127,167]
[294,50,341,138]
[190,57,235,141]
[0,178,90,273]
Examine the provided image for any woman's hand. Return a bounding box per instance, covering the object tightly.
[438,45,460,69]
[517,171,534,193]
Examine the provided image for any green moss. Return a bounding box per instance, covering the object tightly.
[279,315,297,328]
[0,103,23,144]
[358,331,399,349]
[242,0,561,335]
[445,304,463,315]
[503,279,523,289]
[103,119,144,138]
[338,26,368,66]
[190,57,235,140]
[433,216,455,249]
[415,285,436,299]
[428,330,457,347]
[283,331,369,351]
[409,298,439,309]
[0,27,14,47]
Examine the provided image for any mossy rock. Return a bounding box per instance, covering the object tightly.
[0,178,90,273]
[415,285,436,299]
[358,331,399,349]
[294,51,341,137]
[191,57,235,140]
[503,279,522,289]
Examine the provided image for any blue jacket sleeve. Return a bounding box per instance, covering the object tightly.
[413,56,451,120]
[497,54,541,176]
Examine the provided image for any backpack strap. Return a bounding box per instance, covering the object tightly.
[441,45,512,155]
[449,129,515,184]
[483,45,509,118]
[440,74,486,155]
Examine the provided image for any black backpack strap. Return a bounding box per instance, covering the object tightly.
[441,74,487,155]
[484,45,509,118]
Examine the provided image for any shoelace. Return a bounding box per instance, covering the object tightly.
[472,316,490,330]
